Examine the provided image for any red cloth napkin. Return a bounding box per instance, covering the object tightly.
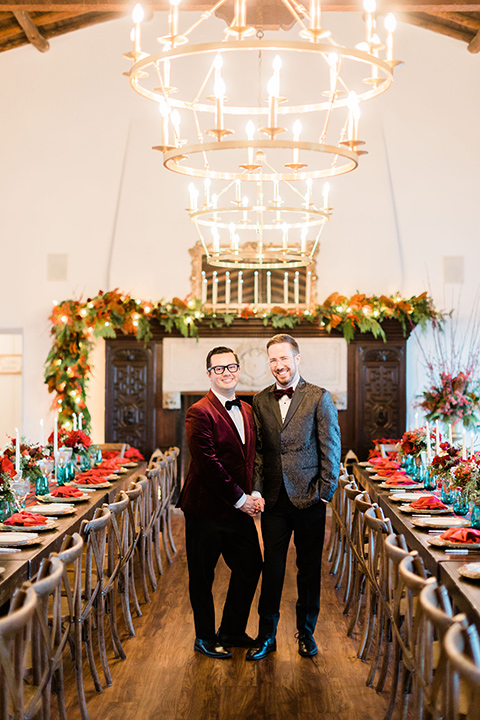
[440,527,480,543]
[96,460,122,471]
[74,474,109,485]
[51,485,83,498]
[410,496,448,510]
[81,468,112,476]
[378,467,406,477]
[373,459,401,470]
[384,473,415,485]
[124,447,144,461]
[3,511,47,526]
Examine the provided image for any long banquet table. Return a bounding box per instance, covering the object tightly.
[0,462,146,609]
[353,463,480,627]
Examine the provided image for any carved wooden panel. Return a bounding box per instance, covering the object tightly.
[356,344,406,458]
[105,342,155,458]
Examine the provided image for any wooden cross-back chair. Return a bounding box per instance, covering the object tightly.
[148,460,170,575]
[0,585,37,720]
[122,481,144,632]
[135,475,157,602]
[79,506,112,692]
[148,448,165,470]
[24,555,66,720]
[55,532,87,720]
[164,447,179,557]
[444,617,480,720]
[346,490,373,640]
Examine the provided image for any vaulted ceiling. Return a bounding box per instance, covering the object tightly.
[1,0,480,55]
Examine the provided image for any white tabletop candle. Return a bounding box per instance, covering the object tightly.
[462,429,467,460]
[78,413,83,431]
[15,427,21,473]
[448,423,453,446]
[40,418,44,447]
[435,419,440,456]
[414,413,418,429]
[426,421,431,462]
[72,413,77,431]
[54,416,58,455]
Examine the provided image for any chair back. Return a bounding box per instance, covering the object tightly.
[444,618,480,720]
[0,585,37,720]
[148,448,165,470]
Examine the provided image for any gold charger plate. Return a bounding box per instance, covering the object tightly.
[379,481,424,490]
[429,536,480,549]
[123,461,138,468]
[458,562,480,580]
[29,503,76,516]
[0,519,58,532]
[0,533,42,547]
[69,481,112,490]
[36,493,89,504]
[411,516,470,529]
[389,492,432,503]
[400,504,452,514]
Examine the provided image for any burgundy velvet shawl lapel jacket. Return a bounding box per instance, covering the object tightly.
[178,390,256,519]
[252,377,341,509]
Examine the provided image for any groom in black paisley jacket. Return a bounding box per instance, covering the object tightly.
[246,333,341,660]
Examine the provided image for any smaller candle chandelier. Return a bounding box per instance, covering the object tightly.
[188,176,331,269]
[124,0,401,183]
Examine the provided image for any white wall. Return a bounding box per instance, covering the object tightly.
[0,12,478,442]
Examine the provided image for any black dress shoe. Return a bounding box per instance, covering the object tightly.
[194,638,232,659]
[245,637,276,661]
[217,631,256,648]
[297,633,317,658]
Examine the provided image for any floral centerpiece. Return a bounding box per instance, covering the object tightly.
[417,371,480,429]
[449,454,480,502]
[0,455,16,511]
[3,439,50,484]
[428,441,462,482]
[398,427,431,458]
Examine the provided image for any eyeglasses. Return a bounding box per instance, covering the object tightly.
[208,364,240,375]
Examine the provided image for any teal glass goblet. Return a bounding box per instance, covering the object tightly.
[452,489,469,516]
[471,503,480,530]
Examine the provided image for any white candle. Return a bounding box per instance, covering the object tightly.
[462,429,467,460]
[225,272,231,306]
[426,421,431,462]
[78,413,83,431]
[201,271,207,305]
[471,432,474,457]
[254,271,259,306]
[306,271,311,306]
[72,413,77,431]
[435,419,440,456]
[266,271,272,306]
[238,271,243,306]
[448,423,453,446]
[54,416,58,455]
[15,427,20,474]
[294,271,300,305]
[40,419,44,447]
[212,271,218,309]
[284,272,289,304]
[414,413,418,429]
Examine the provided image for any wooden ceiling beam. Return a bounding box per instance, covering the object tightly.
[12,9,49,50]
[467,25,480,47]
[1,1,480,12]
[424,9,480,28]
[403,10,475,40]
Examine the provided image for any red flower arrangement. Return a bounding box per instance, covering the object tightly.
[417,371,480,429]
[0,455,16,502]
[3,439,49,481]
[450,454,480,501]
[47,429,92,452]
[398,427,434,458]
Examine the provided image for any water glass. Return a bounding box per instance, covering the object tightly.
[35,474,49,496]
[452,489,469,516]
[471,503,480,530]
[11,475,31,510]
[423,469,437,491]
[440,482,455,505]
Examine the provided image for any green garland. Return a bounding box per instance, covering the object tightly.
[44,289,441,430]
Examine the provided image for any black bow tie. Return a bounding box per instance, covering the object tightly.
[274,387,294,401]
[225,398,241,411]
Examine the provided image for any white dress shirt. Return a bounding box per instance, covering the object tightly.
[212,389,246,508]
[276,377,300,423]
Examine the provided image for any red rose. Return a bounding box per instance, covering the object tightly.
[0,456,16,479]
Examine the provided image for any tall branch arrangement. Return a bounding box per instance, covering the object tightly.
[45,289,440,430]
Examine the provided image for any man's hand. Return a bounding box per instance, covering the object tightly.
[240,494,264,517]
[254,497,265,513]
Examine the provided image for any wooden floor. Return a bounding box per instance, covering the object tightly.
[59,513,397,720]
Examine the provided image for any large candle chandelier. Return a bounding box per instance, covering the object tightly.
[187,175,331,269]
[124,0,401,183]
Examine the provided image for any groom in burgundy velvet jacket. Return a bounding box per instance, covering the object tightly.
[178,345,263,659]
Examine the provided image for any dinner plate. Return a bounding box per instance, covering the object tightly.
[29,503,77,515]
[0,532,42,546]
[358,461,372,467]
[0,519,58,532]
[411,516,471,529]
[379,481,424,490]
[36,493,89,503]
[400,504,452,514]
[69,481,112,489]
[0,567,5,575]
[123,461,138,468]
[389,492,432,503]
[371,473,408,481]
[429,536,480,549]
[458,562,480,580]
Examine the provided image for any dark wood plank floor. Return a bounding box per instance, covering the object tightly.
[59,513,397,720]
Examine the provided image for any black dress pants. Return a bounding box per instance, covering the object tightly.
[185,512,263,641]
[257,485,326,639]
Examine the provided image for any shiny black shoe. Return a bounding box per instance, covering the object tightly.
[194,638,232,659]
[217,631,256,648]
[297,632,317,658]
[245,636,276,660]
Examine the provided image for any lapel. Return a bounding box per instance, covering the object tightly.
[241,402,253,458]
[265,384,283,429]
[207,390,246,456]
[282,377,307,430]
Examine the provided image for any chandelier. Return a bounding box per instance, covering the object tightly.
[187,175,331,269]
[124,0,401,183]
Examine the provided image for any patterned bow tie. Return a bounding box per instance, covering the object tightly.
[274,387,294,401]
[225,398,241,411]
